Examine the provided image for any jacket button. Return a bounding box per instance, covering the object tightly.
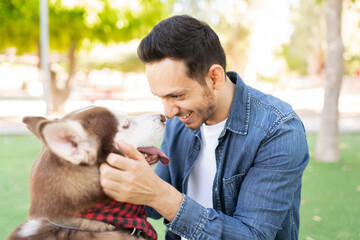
[181,226,187,234]
[195,145,200,150]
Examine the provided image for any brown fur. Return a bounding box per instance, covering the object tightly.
[9,218,142,240]
[8,107,147,240]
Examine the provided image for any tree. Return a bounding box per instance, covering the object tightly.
[0,1,40,53]
[0,0,170,112]
[315,0,344,162]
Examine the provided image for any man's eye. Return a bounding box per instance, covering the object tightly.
[173,95,182,99]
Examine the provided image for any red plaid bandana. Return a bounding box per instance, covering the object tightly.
[76,200,157,240]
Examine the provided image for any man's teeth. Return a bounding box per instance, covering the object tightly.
[180,113,191,119]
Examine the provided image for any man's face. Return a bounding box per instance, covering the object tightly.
[146,59,216,130]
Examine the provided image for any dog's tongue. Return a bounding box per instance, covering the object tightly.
[137,147,170,165]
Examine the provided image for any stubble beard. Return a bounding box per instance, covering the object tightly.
[186,86,216,130]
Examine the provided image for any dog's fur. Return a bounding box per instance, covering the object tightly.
[8,106,166,240]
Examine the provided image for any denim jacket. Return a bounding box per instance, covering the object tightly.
[146,72,309,240]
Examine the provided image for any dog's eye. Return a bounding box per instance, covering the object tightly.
[122,120,130,129]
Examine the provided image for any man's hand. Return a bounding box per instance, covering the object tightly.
[100,141,182,222]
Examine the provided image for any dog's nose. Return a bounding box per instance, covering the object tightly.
[160,114,166,123]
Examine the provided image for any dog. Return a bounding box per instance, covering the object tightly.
[8,106,169,240]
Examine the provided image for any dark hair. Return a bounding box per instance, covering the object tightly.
[137,15,226,83]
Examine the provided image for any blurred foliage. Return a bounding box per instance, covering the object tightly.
[1,0,359,76]
[81,52,145,73]
[343,0,360,75]
[278,44,307,75]
[0,0,40,53]
[0,0,171,55]
[280,0,326,76]
[344,55,360,75]
[257,73,279,84]
[281,0,360,76]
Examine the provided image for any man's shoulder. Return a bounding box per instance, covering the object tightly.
[249,87,294,116]
[247,87,301,135]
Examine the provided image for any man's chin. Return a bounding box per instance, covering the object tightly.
[183,120,203,130]
[178,113,207,130]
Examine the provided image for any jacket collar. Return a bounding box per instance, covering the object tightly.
[225,71,250,135]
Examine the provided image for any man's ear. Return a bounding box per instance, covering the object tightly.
[22,116,48,140]
[208,64,225,90]
[38,120,98,165]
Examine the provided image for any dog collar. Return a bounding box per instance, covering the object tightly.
[76,200,157,239]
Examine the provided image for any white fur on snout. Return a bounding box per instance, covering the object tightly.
[114,114,165,148]
[18,219,41,237]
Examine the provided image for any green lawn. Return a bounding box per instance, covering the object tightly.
[299,134,360,240]
[1,134,359,239]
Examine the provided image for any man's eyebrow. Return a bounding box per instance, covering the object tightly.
[155,90,186,98]
[166,91,185,97]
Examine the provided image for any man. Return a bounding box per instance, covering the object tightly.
[100,15,309,240]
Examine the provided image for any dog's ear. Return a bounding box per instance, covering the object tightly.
[38,120,98,165]
[22,116,48,140]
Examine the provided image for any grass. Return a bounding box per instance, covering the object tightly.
[299,134,360,240]
[0,134,359,239]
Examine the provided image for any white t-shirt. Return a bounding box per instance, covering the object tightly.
[181,119,226,240]
[187,119,227,208]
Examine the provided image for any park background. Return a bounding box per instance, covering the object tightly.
[0,0,359,239]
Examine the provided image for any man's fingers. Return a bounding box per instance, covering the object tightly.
[100,162,125,181]
[106,153,130,170]
[116,141,146,162]
[100,163,128,201]
[102,186,124,202]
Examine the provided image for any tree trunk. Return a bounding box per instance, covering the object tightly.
[50,42,77,113]
[315,0,344,162]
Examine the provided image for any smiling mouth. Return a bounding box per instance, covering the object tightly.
[179,112,192,119]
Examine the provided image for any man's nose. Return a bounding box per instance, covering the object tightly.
[162,99,178,119]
